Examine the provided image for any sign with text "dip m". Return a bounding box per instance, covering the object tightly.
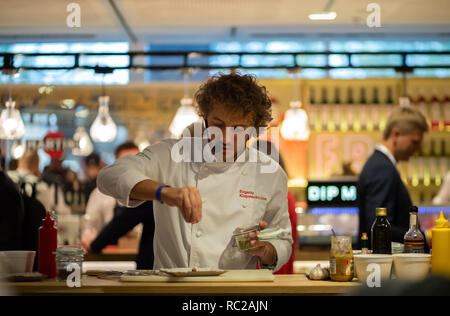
[307,180,358,207]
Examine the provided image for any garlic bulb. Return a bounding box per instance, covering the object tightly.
[307,264,330,280]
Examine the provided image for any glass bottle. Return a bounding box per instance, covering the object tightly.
[359,87,368,131]
[346,87,355,131]
[309,87,319,131]
[332,87,341,132]
[371,207,392,254]
[403,206,425,253]
[371,87,381,130]
[361,232,369,254]
[430,88,442,131]
[320,87,330,131]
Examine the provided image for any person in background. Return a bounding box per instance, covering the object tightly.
[8,150,71,214]
[0,146,24,251]
[358,107,428,244]
[432,171,450,205]
[82,153,105,201]
[81,142,143,248]
[8,159,18,171]
[89,200,155,269]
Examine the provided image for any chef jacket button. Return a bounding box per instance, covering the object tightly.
[196,231,202,238]
[202,198,206,204]
[242,170,247,176]
[242,204,248,208]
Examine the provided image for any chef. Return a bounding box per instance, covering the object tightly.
[97,73,292,271]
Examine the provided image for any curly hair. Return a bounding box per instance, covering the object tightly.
[194,73,272,127]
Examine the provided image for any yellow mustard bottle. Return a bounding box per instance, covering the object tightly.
[432,211,450,278]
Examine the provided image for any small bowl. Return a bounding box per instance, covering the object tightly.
[0,251,36,274]
[393,253,431,281]
[354,254,393,283]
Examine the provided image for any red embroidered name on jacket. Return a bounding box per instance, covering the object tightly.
[239,189,267,201]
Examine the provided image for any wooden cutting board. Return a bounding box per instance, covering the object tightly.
[120,269,274,282]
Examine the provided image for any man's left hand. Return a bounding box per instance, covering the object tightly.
[247,221,277,266]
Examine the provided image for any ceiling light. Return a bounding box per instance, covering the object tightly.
[280,101,310,140]
[308,12,337,20]
[72,126,94,156]
[0,99,26,140]
[169,97,200,138]
[90,96,117,143]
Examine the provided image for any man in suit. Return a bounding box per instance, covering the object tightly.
[358,106,428,244]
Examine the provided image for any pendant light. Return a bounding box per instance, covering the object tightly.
[280,69,310,140]
[0,78,25,140]
[90,77,117,143]
[169,68,200,138]
[11,139,26,159]
[72,126,94,156]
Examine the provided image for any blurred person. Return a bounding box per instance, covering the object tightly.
[89,201,155,269]
[82,153,105,201]
[358,107,429,245]
[82,142,142,248]
[8,158,18,171]
[8,150,71,214]
[0,146,24,251]
[432,171,450,205]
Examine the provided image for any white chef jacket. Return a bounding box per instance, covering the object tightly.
[83,187,116,233]
[97,138,292,271]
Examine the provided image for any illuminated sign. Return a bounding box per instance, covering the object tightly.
[307,181,358,206]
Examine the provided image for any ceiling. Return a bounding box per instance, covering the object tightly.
[1,0,450,44]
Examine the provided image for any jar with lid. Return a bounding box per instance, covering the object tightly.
[55,246,84,282]
[329,236,354,282]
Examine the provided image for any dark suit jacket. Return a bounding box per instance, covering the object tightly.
[0,171,24,250]
[357,150,412,243]
[90,201,155,269]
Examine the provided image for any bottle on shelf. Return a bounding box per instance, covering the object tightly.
[346,87,355,132]
[359,87,368,131]
[333,87,341,132]
[381,86,394,131]
[320,87,330,132]
[415,88,428,121]
[371,207,392,254]
[403,206,425,253]
[371,87,381,131]
[443,89,450,131]
[309,87,318,131]
[430,88,442,131]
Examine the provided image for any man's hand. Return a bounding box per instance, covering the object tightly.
[161,186,202,224]
[246,221,277,266]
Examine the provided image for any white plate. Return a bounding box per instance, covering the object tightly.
[159,267,226,277]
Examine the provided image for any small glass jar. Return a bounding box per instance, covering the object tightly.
[233,225,261,252]
[55,246,84,282]
[329,236,354,282]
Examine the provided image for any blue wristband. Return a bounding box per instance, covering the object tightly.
[156,185,169,204]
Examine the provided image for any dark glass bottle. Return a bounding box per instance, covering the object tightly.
[403,206,425,253]
[371,207,392,254]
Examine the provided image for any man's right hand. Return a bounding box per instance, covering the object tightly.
[161,186,202,224]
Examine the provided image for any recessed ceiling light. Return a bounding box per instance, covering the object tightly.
[308,12,337,21]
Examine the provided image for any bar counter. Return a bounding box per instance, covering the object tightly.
[2,274,360,295]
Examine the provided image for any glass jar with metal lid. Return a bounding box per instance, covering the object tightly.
[54,246,84,282]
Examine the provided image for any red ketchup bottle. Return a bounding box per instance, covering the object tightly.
[38,211,57,278]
